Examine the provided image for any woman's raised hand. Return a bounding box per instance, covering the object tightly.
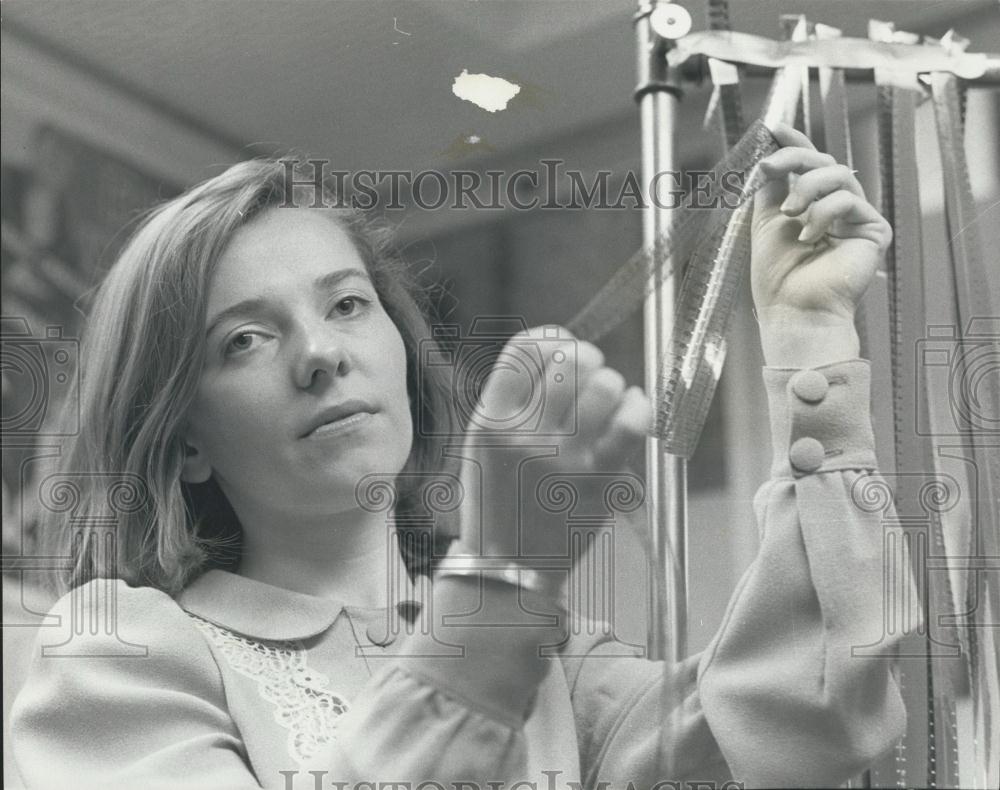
[751,122,892,368]
[457,326,650,561]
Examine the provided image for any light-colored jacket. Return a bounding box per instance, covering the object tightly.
[10,360,907,789]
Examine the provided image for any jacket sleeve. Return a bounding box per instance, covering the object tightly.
[11,580,541,790]
[10,581,253,790]
[10,577,549,789]
[325,578,561,785]
[561,359,910,789]
[11,359,909,789]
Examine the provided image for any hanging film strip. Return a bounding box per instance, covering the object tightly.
[566,62,805,460]
[929,69,1000,789]
[813,22,874,367]
[870,50,934,790]
[705,0,746,150]
[866,21,965,789]
[597,11,998,787]
[650,58,800,457]
[566,118,776,457]
[566,118,777,346]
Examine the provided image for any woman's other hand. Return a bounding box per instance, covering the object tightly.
[751,122,893,368]
[456,326,650,561]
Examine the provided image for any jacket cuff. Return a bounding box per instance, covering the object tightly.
[763,359,877,479]
[389,570,562,729]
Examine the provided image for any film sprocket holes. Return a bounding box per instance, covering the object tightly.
[916,318,1000,436]
[1,316,80,437]
[418,317,577,437]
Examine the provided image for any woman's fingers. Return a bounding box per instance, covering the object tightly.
[759,146,836,179]
[760,146,837,177]
[755,147,834,216]
[779,164,865,215]
[477,326,652,471]
[571,367,627,445]
[479,329,602,433]
[769,121,817,150]
[544,339,603,431]
[755,135,889,248]
[756,144,871,240]
[592,386,652,468]
[797,189,893,249]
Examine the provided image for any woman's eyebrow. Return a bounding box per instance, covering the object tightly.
[313,267,371,293]
[205,267,372,338]
[205,297,270,339]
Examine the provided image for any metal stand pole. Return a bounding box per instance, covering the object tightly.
[634,2,687,665]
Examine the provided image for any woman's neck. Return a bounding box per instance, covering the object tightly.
[234,506,408,608]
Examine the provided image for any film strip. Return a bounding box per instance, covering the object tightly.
[779,15,811,136]
[813,27,867,790]
[587,13,994,785]
[815,24,854,169]
[565,120,776,458]
[565,119,777,346]
[650,18,805,458]
[566,66,805,459]
[868,60,931,790]
[813,23,872,367]
[929,69,1000,788]
[705,0,746,150]
[867,26,972,781]
[650,65,802,458]
[566,15,994,783]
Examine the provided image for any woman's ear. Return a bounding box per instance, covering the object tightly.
[180,439,212,484]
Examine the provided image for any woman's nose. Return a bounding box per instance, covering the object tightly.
[292,324,350,389]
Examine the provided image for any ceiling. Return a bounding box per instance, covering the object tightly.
[2,0,998,175]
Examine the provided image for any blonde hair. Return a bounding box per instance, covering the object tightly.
[41,159,455,596]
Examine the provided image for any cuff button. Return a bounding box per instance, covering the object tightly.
[366,622,397,647]
[789,437,825,473]
[790,369,829,403]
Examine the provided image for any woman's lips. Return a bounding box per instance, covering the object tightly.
[300,398,377,437]
[304,410,374,439]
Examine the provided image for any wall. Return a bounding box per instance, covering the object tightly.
[1,30,241,789]
[1,31,240,182]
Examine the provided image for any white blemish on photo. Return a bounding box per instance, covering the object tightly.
[451,69,521,112]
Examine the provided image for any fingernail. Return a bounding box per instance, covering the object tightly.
[780,198,795,213]
[797,225,813,242]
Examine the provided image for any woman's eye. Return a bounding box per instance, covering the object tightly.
[224,331,265,357]
[331,295,370,317]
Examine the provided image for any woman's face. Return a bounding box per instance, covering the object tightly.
[182,208,413,519]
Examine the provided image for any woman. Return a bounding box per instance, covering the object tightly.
[11,124,905,789]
